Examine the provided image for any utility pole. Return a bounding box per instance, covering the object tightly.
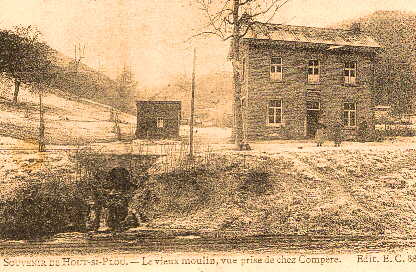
[74,43,86,73]
[189,48,196,159]
[38,89,45,152]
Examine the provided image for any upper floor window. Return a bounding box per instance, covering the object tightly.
[270,57,283,81]
[268,99,282,125]
[344,61,357,84]
[308,60,320,83]
[343,102,356,127]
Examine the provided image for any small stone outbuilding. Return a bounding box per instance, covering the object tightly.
[135,101,181,139]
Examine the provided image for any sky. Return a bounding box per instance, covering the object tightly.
[0,0,416,88]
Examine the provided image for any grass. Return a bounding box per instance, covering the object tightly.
[133,149,416,238]
[1,137,416,240]
[0,83,136,145]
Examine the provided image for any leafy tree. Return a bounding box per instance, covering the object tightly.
[0,25,55,104]
[192,0,290,149]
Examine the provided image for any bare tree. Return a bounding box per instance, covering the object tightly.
[192,0,290,149]
[115,65,137,113]
[73,43,86,73]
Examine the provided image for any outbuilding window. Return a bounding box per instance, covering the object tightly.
[157,117,164,128]
[308,60,320,83]
[268,99,283,125]
[270,57,283,81]
[343,102,356,127]
[344,62,357,84]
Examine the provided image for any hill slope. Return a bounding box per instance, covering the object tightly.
[0,77,136,145]
[337,11,416,114]
[47,48,122,110]
[146,72,233,126]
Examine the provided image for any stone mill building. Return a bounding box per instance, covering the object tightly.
[238,23,381,139]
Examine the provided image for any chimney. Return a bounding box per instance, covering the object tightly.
[350,22,361,34]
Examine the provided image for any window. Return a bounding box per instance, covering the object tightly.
[343,103,356,127]
[268,99,282,125]
[308,60,320,83]
[306,101,320,110]
[157,117,164,128]
[270,57,283,81]
[344,62,357,84]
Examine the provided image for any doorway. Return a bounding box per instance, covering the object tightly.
[306,101,320,138]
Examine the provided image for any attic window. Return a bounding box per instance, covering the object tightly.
[308,60,320,83]
[270,57,283,81]
[344,61,357,84]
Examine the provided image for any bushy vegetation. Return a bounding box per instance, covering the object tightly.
[0,146,152,240]
[131,155,293,230]
[0,175,88,239]
[0,26,56,104]
[2,148,416,240]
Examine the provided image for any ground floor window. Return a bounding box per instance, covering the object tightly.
[306,101,320,110]
[343,102,356,127]
[268,99,282,125]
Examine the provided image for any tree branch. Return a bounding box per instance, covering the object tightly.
[252,0,279,17]
[198,0,233,39]
[238,22,255,39]
[239,0,256,6]
[189,0,291,42]
[266,0,290,23]
[186,31,233,43]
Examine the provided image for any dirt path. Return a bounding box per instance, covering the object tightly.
[287,152,361,210]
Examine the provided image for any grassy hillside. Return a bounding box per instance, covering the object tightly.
[47,48,122,110]
[134,148,416,237]
[0,76,136,145]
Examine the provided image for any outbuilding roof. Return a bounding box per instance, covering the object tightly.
[243,23,381,49]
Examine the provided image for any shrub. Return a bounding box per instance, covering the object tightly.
[368,129,386,142]
[131,166,219,219]
[239,164,271,195]
[383,127,415,137]
[0,176,88,239]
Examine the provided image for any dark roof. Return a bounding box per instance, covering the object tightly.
[244,23,381,49]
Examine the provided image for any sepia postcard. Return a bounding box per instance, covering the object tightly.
[0,0,416,272]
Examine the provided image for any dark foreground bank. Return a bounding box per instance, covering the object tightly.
[1,229,416,256]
